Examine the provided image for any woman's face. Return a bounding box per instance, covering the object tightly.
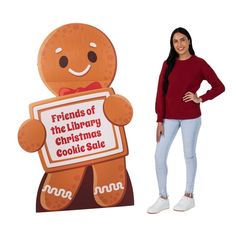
[172,32,190,57]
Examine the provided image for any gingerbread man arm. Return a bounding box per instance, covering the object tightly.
[103,94,133,126]
[18,119,46,152]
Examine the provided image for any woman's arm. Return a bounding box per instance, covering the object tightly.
[155,61,168,122]
[199,60,225,102]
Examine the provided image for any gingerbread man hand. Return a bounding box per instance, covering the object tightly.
[103,94,133,126]
[18,119,46,152]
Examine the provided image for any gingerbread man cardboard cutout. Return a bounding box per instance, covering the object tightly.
[18,23,134,212]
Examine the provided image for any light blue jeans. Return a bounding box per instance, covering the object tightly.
[155,117,201,197]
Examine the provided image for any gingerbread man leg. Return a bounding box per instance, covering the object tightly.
[40,166,87,211]
[92,157,127,207]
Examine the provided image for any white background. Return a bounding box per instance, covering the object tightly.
[0,0,235,235]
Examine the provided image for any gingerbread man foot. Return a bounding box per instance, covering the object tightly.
[40,167,87,211]
[92,157,127,207]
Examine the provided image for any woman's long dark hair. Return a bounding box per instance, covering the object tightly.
[163,27,195,95]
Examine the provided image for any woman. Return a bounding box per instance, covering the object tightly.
[147,27,225,214]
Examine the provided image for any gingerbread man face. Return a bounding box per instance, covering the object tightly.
[38,23,117,96]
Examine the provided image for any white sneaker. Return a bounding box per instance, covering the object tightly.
[147,197,170,214]
[173,196,195,211]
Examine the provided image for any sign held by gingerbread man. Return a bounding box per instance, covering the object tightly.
[18,23,134,212]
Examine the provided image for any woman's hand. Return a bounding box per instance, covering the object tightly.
[183,92,202,104]
[156,122,164,143]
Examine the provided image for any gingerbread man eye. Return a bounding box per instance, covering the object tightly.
[87,51,97,63]
[59,56,68,68]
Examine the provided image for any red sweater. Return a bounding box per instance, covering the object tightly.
[155,55,225,122]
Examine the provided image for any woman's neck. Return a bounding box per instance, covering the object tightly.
[178,52,192,61]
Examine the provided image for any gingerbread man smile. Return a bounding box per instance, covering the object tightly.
[68,65,91,77]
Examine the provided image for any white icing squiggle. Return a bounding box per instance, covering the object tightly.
[94,182,124,195]
[42,184,72,200]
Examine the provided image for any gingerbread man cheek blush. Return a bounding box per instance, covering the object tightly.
[18,23,134,212]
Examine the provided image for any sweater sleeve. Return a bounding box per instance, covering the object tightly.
[155,61,167,122]
[199,60,225,102]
